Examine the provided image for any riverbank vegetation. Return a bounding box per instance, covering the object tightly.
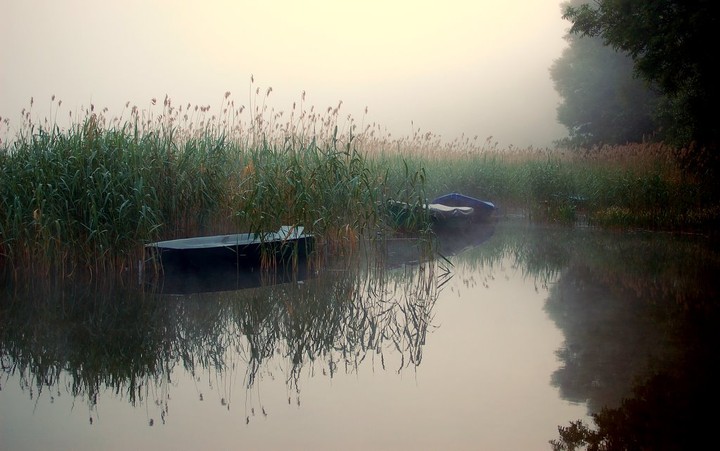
[1,93,718,281]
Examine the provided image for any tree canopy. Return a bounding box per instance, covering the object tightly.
[550,24,659,147]
[562,0,718,173]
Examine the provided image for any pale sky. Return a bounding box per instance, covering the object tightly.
[1,0,569,147]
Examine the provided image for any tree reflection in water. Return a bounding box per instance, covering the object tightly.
[461,224,720,451]
[3,220,717,448]
[542,229,720,450]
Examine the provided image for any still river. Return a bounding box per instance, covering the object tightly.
[1,219,717,450]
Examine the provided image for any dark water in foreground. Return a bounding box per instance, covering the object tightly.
[1,220,718,450]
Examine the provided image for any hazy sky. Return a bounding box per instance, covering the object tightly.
[1,0,570,147]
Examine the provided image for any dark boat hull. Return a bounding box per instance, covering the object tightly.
[145,226,313,272]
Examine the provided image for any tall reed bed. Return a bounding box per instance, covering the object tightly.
[385,139,716,229]
[0,91,430,282]
[2,86,717,283]
[0,116,233,280]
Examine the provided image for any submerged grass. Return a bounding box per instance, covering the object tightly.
[1,88,718,282]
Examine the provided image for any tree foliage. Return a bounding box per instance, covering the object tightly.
[550,24,659,147]
[563,0,719,172]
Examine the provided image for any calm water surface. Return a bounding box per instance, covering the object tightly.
[1,220,717,450]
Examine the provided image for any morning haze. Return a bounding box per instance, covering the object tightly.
[0,0,568,147]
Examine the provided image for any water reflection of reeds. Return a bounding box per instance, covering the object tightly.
[0,243,449,421]
[7,217,713,439]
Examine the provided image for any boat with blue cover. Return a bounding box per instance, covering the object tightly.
[431,192,496,222]
[387,192,496,231]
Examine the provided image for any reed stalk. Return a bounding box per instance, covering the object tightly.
[2,90,717,284]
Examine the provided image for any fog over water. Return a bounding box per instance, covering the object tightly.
[1,0,569,147]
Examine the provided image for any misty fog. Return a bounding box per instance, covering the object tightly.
[0,0,569,148]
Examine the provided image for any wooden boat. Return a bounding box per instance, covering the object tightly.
[145,225,313,272]
[431,192,496,222]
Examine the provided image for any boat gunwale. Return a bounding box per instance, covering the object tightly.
[145,226,310,251]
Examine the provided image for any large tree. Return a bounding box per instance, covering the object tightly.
[563,0,719,172]
[550,22,659,147]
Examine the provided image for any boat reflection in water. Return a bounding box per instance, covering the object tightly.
[147,257,316,295]
[1,223,496,427]
[144,225,314,294]
[4,220,716,449]
[147,222,496,295]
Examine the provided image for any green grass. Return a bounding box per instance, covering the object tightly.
[1,93,718,282]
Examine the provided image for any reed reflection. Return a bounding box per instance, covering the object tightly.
[8,219,712,446]
[0,236,454,424]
